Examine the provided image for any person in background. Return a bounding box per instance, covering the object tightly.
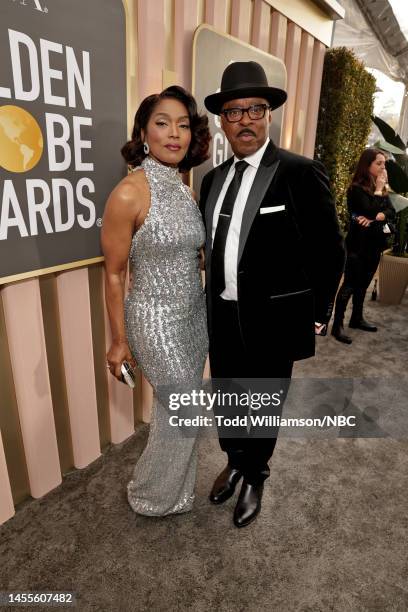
[331,148,395,344]
[102,86,211,516]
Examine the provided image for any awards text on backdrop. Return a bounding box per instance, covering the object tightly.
[0,29,95,240]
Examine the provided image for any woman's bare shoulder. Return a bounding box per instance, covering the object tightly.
[113,169,148,199]
[107,168,149,211]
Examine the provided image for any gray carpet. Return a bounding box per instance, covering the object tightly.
[1,289,407,612]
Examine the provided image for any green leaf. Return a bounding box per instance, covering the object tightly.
[392,207,408,256]
[372,116,406,151]
[374,139,407,155]
[385,159,408,193]
[388,192,408,212]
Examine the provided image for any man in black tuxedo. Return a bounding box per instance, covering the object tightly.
[200,61,345,527]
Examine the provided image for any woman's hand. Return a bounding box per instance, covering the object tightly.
[356,215,372,227]
[376,212,386,221]
[375,171,387,193]
[106,339,137,381]
[198,247,205,271]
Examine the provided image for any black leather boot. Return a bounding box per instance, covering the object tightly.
[331,285,353,344]
[209,465,243,504]
[349,289,377,331]
[233,481,264,527]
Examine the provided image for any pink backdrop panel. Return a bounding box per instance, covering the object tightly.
[205,0,229,31]
[251,0,271,52]
[175,0,200,89]
[269,11,288,61]
[282,22,302,150]
[137,0,166,99]
[56,268,101,468]
[102,270,135,441]
[2,279,61,498]
[231,0,252,43]
[292,31,314,154]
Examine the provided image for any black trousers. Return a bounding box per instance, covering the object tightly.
[209,295,293,485]
[343,250,381,292]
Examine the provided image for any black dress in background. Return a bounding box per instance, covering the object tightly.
[331,184,395,341]
[344,184,395,290]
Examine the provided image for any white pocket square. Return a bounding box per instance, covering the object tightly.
[260,204,286,214]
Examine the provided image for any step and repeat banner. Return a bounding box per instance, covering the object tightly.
[0,0,127,284]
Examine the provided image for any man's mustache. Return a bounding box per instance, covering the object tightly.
[237,129,256,137]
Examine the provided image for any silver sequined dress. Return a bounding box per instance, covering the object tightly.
[125,156,208,516]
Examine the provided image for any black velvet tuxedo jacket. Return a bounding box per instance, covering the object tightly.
[199,140,345,361]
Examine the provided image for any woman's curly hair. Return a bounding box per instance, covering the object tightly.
[121,85,211,173]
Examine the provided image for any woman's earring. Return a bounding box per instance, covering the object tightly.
[143,142,149,154]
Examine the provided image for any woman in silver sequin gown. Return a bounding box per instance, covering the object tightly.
[102,87,210,516]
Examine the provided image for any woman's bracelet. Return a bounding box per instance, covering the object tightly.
[374,190,383,196]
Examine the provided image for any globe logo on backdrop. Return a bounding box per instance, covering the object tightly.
[0,105,44,173]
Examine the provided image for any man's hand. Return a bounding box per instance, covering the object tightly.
[198,247,205,270]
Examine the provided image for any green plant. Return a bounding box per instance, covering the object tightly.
[314,47,376,230]
[372,115,408,257]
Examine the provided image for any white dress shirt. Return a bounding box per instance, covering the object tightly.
[211,137,270,301]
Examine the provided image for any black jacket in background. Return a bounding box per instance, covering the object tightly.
[346,184,396,257]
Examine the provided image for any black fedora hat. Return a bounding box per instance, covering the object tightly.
[204,61,287,115]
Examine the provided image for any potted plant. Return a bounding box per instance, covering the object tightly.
[372,116,408,305]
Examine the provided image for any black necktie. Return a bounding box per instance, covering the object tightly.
[211,160,249,296]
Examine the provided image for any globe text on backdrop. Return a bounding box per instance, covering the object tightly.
[0,105,44,173]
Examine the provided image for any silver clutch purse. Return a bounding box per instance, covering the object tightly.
[120,361,136,388]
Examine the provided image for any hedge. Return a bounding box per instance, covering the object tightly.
[314,47,376,230]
